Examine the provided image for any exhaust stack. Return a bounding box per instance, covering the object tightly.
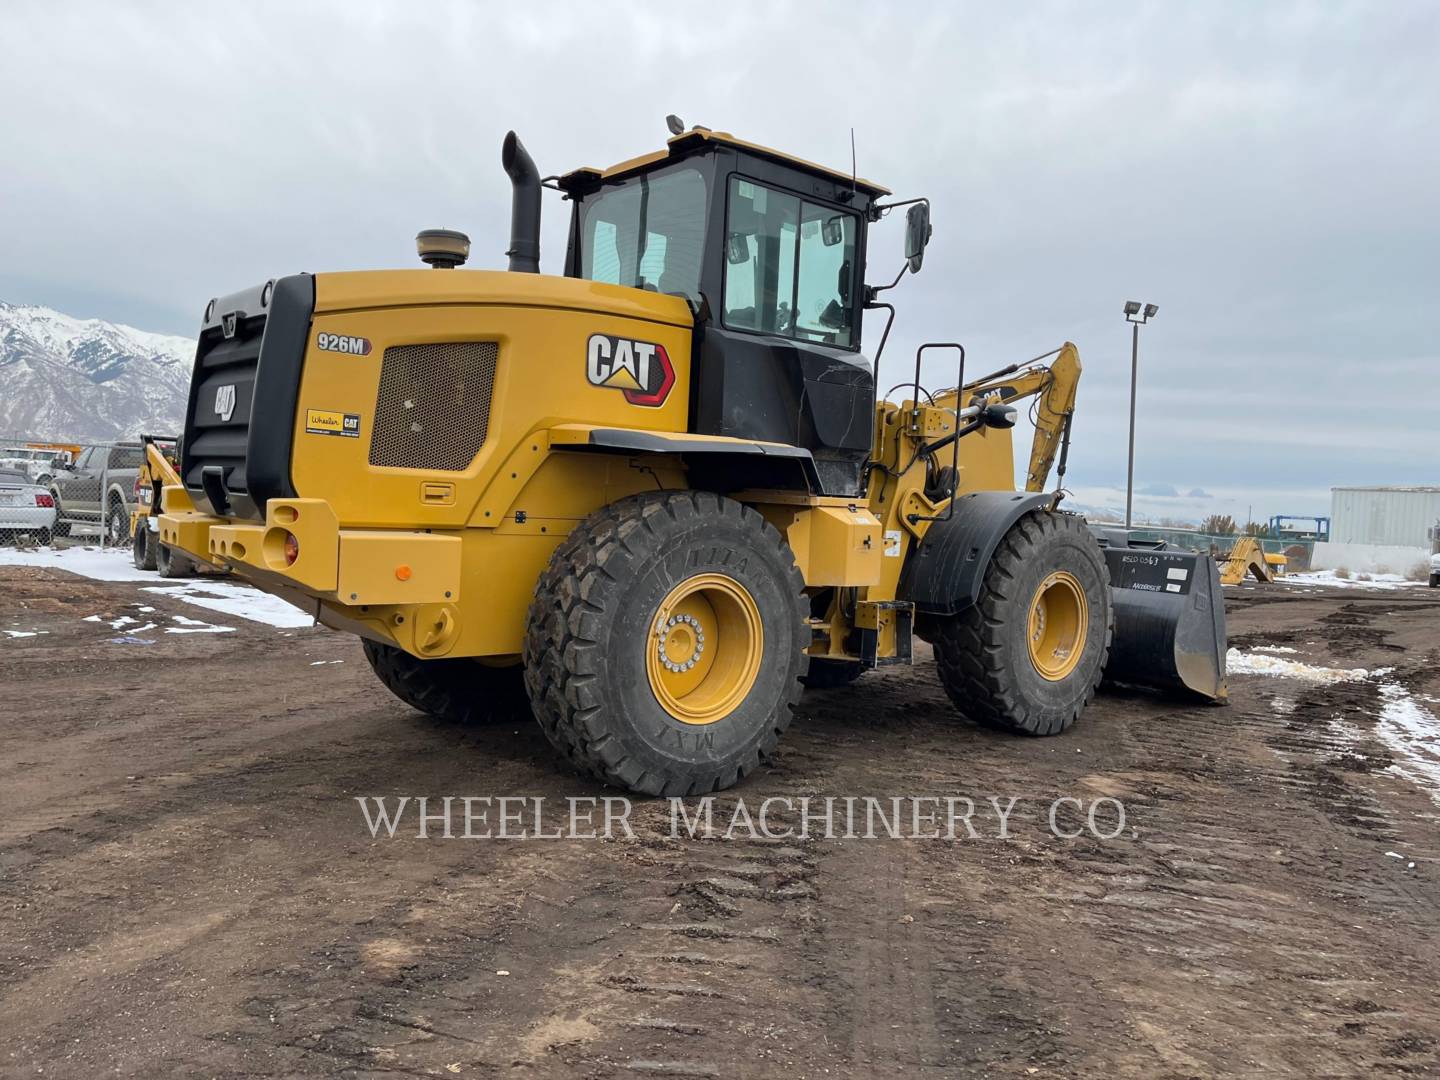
[502,131,541,273]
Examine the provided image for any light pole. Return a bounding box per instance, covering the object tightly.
[1122,300,1158,528]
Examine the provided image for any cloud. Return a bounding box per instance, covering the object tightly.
[1187,488,1212,499]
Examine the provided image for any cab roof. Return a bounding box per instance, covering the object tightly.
[557,127,891,198]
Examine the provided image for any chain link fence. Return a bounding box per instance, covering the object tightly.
[1120,525,1316,571]
[0,433,147,549]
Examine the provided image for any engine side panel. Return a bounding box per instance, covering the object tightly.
[289,271,694,529]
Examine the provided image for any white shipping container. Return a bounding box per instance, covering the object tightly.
[1330,486,1440,547]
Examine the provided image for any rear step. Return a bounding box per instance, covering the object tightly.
[1092,528,1229,702]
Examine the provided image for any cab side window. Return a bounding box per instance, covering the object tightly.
[723,177,857,348]
[579,166,707,301]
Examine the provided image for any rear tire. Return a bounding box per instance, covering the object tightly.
[156,542,194,578]
[362,640,529,724]
[933,510,1112,735]
[523,491,809,797]
[50,491,70,538]
[801,658,866,689]
[133,522,157,570]
[35,527,53,546]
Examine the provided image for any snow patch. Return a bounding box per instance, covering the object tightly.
[143,581,313,629]
[1226,649,1370,683]
[1376,683,1440,803]
[3,628,48,638]
[0,545,158,582]
[1282,570,1420,591]
[163,613,235,635]
[0,545,311,630]
[84,613,141,630]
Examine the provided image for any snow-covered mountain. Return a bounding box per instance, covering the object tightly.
[0,301,194,442]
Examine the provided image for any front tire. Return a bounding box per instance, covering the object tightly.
[362,640,529,724]
[524,491,809,797]
[933,510,1112,735]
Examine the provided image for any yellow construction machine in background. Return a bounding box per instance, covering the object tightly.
[1216,535,1287,585]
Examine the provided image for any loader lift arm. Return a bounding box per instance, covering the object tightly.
[140,435,185,512]
[934,343,1081,493]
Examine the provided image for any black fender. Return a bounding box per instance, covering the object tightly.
[899,491,1054,615]
[554,427,821,494]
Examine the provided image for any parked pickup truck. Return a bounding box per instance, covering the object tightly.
[49,442,146,543]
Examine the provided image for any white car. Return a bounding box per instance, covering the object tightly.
[0,468,58,544]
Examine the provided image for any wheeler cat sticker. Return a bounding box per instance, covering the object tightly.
[586,333,675,407]
[305,409,361,438]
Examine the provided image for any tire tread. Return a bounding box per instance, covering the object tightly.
[933,511,1113,736]
[522,491,808,797]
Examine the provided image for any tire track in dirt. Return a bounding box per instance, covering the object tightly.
[5,569,1440,1076]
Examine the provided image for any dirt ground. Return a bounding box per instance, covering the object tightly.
[2,564,1438,1079]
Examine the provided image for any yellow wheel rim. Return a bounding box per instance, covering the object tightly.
[646,573,764,725]
[1026,571,1087,681]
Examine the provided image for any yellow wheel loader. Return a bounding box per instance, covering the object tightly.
[159,122,1227,796]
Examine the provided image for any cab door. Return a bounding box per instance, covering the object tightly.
[693,175,873,496]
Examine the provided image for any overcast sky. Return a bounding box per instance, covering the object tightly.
[3,1,1436,522]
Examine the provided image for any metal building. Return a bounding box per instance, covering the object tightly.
[1330,486,1440,547]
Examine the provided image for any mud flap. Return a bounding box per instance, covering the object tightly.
[1096,534,1228,701]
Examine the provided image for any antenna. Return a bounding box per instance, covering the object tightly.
[850,127,858,195]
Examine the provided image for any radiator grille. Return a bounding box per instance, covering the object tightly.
[369,341,498,471]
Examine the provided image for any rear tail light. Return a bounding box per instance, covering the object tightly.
[283,532,300,566]
[35,493,54,508]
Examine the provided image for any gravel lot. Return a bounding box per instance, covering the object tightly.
[2,558,1438,1078]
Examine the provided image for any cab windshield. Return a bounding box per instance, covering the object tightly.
[578,165,707,303]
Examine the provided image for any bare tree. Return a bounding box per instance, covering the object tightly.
[1201,514,1237,536]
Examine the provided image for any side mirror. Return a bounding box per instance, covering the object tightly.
[726,233,750,265]
[905,203,931,273]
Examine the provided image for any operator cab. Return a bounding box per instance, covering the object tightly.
[557,127,892,496]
